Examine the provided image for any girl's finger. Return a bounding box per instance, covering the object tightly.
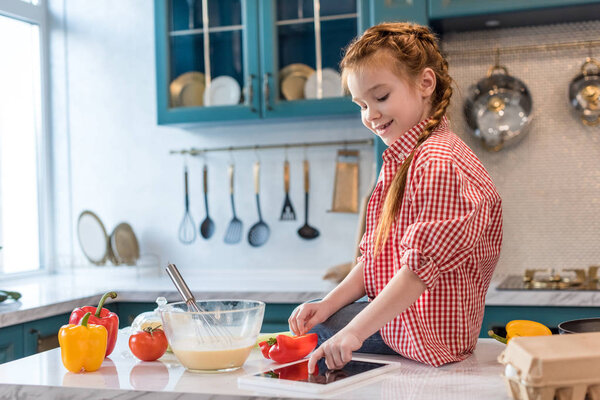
[341,346,353,364]
[296,307,316,335]
[303,313,321,334]
[328,346,342,368]
[295,306,312,334]
[288,307,301,335]
[307,346,324,374]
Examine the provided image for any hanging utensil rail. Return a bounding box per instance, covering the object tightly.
[443,39,600,59]
[169,138,374,156]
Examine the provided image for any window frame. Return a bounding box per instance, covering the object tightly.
[0,0,53,278]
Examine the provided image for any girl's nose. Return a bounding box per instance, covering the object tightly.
[365,107,381,122]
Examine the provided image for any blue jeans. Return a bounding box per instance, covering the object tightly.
[308,300,397,355]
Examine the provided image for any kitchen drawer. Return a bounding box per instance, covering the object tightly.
[0,324,24,364]
[23,312,71,357]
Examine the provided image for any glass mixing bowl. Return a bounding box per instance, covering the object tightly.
[158,299,265,373]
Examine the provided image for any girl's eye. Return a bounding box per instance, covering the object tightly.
[376,94,389,102]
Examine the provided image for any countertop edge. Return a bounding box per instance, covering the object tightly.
[0,383,292,400]
[0,290,328,328]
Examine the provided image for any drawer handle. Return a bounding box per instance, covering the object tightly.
[30,329,60,353]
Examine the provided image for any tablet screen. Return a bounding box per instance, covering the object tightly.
[254,359,387,385]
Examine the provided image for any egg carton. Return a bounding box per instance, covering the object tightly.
[498,332,600,400]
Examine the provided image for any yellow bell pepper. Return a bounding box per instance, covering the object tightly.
[488,320,552,344]
[58,312,107,373]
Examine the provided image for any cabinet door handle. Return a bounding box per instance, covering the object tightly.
[245,74,256,112]
[30,329,60,353]
[263,72,272,111]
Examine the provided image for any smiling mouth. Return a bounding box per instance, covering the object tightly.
[375,120,392,131]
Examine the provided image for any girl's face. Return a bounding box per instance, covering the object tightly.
[346,59,435,146]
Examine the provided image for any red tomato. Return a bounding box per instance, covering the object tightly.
[128,328,168,361]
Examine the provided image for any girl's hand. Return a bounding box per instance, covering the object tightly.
[307,329,362,373]
[288,300,333,335]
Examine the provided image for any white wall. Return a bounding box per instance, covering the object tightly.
[48,0,600,280]
[48,0,374,276]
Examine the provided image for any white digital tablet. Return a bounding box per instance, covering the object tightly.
[238,356,401,394]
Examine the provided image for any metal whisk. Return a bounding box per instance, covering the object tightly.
[165,263,232,345]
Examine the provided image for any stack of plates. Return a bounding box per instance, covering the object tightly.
[279,63,315,100]
[203,76,241,106]
[169,73,241,107]
[279,64,343,100]
[304,68,343,99]
[170,71,205,107]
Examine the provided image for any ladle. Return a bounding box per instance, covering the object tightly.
[224,163,243,244]
[248,161,270,247]
[298,160,320,240]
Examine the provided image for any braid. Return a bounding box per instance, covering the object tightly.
[340,22,454,257]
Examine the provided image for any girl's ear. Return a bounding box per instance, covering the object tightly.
[419,68,436,98]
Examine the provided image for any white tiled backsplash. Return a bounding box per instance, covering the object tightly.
[442,21,600,278]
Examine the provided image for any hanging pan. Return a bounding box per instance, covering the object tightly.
[464,65,533,151]
[568,57,600,127]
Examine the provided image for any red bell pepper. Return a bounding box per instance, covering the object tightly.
[69,291,119,357]
[261,333,318,364]
[259,337,277,359]
[277,360,314,381]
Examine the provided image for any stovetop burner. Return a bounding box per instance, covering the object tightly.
[497,266,600,291]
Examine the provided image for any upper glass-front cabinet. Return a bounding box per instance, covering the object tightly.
[259,0,363,118]
[155,0,261,124]
[154,0,367,124]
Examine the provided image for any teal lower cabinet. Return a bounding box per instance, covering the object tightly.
[23,313,71,357]
[115,302,156,328]
[115,301,300,333]
[480,306,600,337]
[116,301,299,333]
[0,324,24,364]
[261,303,299,333]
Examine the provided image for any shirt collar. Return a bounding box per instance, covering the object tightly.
[382,115,449,163]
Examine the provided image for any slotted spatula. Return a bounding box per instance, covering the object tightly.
[279,160,296,221]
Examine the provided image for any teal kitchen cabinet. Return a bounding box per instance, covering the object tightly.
[155,0,261,124]
[0,324,24,364]
[428,0,600,32]
[262,303,298,332]
[155,0,429,125]
[116,302,157,328]
[258,0,363,119]
[480,306,600,337]
[155,0,366,124]
[113,301,298,333]
[428,0,600,20]
[23,313,71,357]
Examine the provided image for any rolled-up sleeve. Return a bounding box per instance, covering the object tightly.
[398,160,491,290]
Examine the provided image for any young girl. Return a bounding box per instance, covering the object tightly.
[288,22,503,372]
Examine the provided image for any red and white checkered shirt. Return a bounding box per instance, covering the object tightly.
[358,116,503,367]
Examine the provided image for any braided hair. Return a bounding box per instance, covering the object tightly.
[340,22,453,257]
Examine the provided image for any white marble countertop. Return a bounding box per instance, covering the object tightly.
[1,267,599,329]
[0,327,510,400]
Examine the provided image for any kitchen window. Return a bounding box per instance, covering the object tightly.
[0,0,50,275]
